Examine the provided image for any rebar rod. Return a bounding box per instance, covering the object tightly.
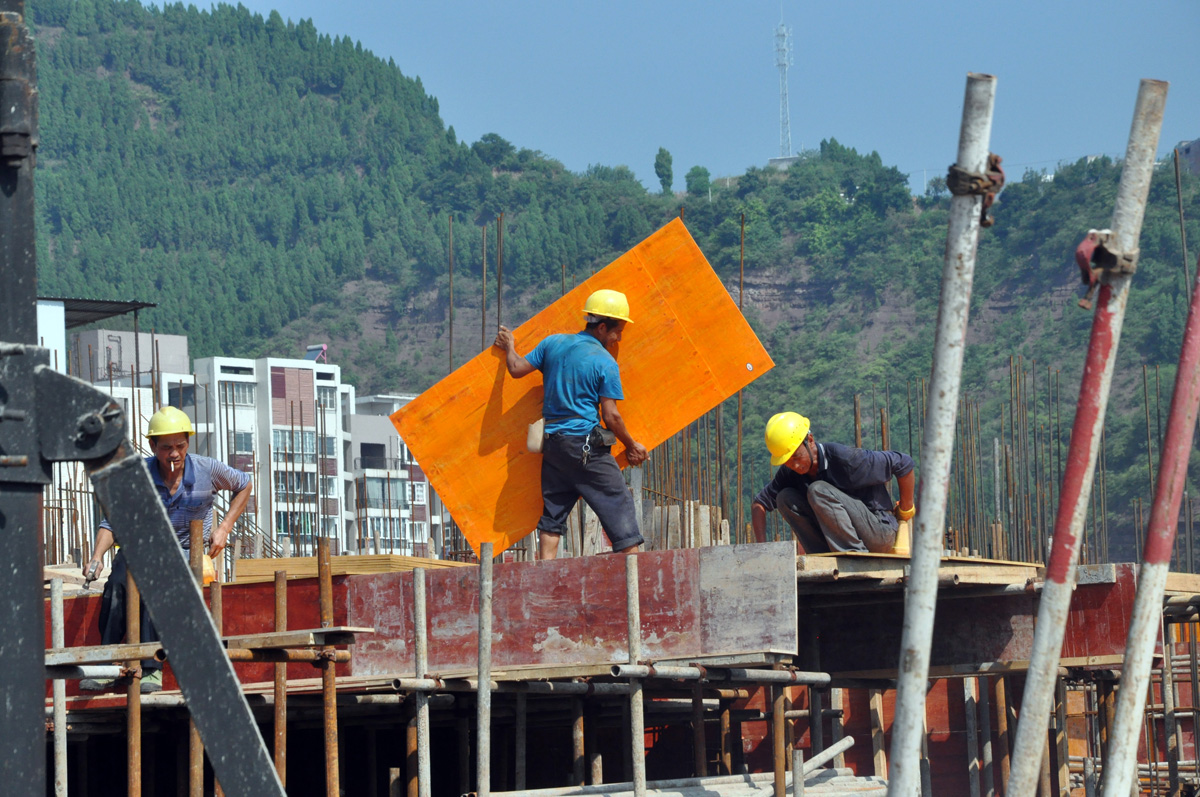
[1011,77,1168,797]
[888,72,996,797]
[478,542,495,797]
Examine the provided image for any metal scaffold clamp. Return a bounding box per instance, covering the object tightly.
[946,152,1006,227]
[1074,228,1139,310]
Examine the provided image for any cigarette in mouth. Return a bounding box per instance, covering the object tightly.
[171,461,175,473]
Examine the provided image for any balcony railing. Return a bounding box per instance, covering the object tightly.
[355,456,409,471]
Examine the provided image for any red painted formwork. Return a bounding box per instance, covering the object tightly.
[46,542,797,694]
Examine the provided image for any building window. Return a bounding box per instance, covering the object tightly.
[411,482,427,504]
[320,435,338,457]
[275,470,316,502]
[167,383,195,408]
[233,431,254,453]
[359,476,407,510]
[221,381,255,406]
[359,442,387,470]
[317,385,338,411]
[272,429,315,464]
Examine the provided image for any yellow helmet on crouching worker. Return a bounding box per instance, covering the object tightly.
[147,406,194,437]
[765,412,810,467]
[583,289,633,324]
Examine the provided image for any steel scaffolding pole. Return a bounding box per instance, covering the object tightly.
[1007,78,1168,797]
[887,72,997,797]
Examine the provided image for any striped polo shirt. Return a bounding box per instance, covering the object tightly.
[99,453,251,550]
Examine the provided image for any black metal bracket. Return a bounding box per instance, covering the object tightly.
[0,359,287,795]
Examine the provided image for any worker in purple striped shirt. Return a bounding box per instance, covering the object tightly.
[81,406,253,693]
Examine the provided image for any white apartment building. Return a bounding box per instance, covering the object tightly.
[349,395,450,558]
[193,353,355,556]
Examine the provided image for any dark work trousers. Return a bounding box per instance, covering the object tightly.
[97,549,162,672]
[777,481,896,554]
[538,432,645,552]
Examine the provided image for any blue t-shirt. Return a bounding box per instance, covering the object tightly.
[526,332,624,435]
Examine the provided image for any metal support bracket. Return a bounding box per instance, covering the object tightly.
[32,366,286,796]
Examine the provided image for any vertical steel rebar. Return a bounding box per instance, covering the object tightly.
[127,570,143,797]
[478,541,494,797]
[1175,149,1193,298]
[449,215,454,374]
[482,224,488,350]
[1011,78,1169,797]
[627,554,646,797]
[736,213,745,543]
[888,72,997,797]
[188,520,204,797]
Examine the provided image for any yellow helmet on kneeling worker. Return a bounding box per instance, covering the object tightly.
[765,412,810,467]
[583,289,633,324]
[147,406,194,438]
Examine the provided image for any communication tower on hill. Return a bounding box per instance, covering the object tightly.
[774,17,793,158]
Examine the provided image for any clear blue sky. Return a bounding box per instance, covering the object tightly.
[231,0,1199,194]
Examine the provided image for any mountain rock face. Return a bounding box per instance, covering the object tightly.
[30,0,1200,557]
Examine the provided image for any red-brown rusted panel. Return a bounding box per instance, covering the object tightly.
[1060,563,1138,659]
[347,543,795,676]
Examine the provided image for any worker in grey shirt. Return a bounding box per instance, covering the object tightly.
[752,411,915,553]
[82,406,252,692]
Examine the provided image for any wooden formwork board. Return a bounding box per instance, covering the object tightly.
[391,219,773,557]
[233,553,467,583]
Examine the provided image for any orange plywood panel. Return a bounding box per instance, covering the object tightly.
[391,219,773,556]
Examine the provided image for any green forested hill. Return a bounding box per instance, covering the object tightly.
[29,0,1200,561]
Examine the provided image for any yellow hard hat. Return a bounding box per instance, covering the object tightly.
[147,406,194,437]
[583,289,633,324]
[765,412,810,466]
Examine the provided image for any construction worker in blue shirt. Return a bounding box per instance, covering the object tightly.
[751,412,916,553]
[81,406,253,692]
[495,289,649,559]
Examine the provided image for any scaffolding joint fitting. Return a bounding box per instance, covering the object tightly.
[946,152,1005,227]
[1075,228,1139,309]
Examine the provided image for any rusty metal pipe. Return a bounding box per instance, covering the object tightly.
[127,571,142,797]
[1009,78,1169,797]
[273,569,287,784]
[188,519,203,797]
[318,537,339,797]
[772,685,785,797]
[889,72,997,797]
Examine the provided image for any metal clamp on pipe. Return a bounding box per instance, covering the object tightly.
[946,152,1006,227]
[1075,228,1140,309]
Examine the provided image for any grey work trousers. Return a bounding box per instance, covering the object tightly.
[776,481,896,554]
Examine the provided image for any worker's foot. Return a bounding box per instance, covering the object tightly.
[79,677,115,692]
[140,669,163,694]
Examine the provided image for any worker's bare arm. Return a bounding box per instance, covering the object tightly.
[750,502,769,544]
[211,482,253,558]
[600,397,648,466]
[895,470,915,516]
[85,527,116,576]
[493,326,537,378]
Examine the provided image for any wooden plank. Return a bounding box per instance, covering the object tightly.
[234,554,466,584]
[869,688,887,777]
[831,654,1127,681]
[221,627,373,650]
[391,219,774,557]
[667,504,681,550]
